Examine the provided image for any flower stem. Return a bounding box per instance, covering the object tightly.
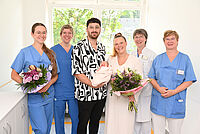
[128,101,138,112]
[41,91,49,98]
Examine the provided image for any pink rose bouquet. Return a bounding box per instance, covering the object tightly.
[17,64,52,98]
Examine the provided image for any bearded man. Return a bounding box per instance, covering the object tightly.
[71,18,107,134]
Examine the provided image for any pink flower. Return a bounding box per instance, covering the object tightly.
[111,77,116,81]
[39,73,43,77]
[23,76,32,83]
[31,70,39,75]
[23,77,28,84]
[26,76,32,83]
[33,74,39,80]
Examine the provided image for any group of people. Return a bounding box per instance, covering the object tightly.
[11,17,196,134]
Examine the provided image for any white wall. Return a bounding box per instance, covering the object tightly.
[147,0,200,133]
[0,0,47,91]
[0,0,23,90]
[22,0,47,46]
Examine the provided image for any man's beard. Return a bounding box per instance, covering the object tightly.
[88,32,99,39]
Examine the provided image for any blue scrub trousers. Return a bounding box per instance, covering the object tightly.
[54,99,79,134]
[28,101,54,134]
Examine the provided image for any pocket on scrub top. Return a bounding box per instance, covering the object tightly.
[172,98,185,115]
[175,74,185,82]
[143,61,150,77]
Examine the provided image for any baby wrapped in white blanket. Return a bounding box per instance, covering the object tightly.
[91,66,113,87]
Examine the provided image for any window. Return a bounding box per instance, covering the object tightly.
[47,0,147,54]
[53,8,93,45]
[101,9,140,54]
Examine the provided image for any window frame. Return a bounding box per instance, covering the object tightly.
[46,0,147,47]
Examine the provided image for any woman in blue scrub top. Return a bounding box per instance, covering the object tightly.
[11,23,58,134]
[51,24,79,134]
[148,30,196,134]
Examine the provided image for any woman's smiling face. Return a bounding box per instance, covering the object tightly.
[31,26,47,44]
[114,37,127,55]
[164,35,178,51]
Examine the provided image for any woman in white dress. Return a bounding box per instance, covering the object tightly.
[104,33,143,134]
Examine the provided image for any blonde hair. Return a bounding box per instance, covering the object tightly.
[163,30,179,41]
[60,24,73,35]
[112,33,127,57]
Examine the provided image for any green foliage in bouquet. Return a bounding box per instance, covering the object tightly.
[17,64,50,97]
[110,68,142,95]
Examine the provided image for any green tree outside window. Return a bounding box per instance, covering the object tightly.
[53,8,140,54]
[53,8,93,45]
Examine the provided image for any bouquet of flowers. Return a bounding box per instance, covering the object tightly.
[110,68,149,112]
[17,64,52,98]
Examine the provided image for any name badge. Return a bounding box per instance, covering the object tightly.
[178,99,184,102]
[141,55,148,60]
[177,70,184,75]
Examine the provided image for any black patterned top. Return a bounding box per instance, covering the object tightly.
[71,38,107,101]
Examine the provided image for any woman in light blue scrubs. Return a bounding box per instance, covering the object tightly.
[11,23,58,134]
[51,24,79,134]
[148,30,196,134]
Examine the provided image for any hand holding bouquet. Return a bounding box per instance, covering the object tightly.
[110,68,149,112]
[17,64,52,98]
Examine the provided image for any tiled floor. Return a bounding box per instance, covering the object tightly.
[50,114,105,134]
[31,113,105,134]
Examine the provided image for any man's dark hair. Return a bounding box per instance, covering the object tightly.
[86,18,101,27]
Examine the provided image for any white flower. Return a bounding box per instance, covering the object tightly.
[48,65,52,71]
[125,68,129,73]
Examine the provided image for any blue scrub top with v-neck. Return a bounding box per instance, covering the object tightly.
[51,44,75,100]
[148,52,196,119]
[11,45,58,106]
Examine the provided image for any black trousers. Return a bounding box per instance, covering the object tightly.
[77,98,106,134]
